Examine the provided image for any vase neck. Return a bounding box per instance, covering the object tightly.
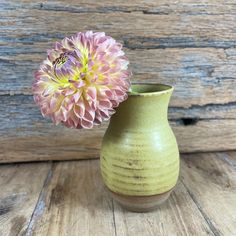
[109,90,173,131]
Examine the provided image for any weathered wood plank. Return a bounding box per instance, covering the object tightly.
[0,94,236,162]
[1,48,236,108]
[1,0,236,158]
[3,0,236,14]
[181,152,236,236]
[1,94,236,134]
[113,183,213,236]
[0,95,104,163]
[0,162,51,236]
[2,119,236,162]
[1,9,236,47]
[2,0,236,14]
[0,151,234,234]
[173,119,236,153]
[1,1,236,105]
[25,160,116,236]
[1,96,236,159]
[130,48,236,108]
[24,159,214,236]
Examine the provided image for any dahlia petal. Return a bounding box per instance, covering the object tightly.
[63,97,74,111]
[95,77,109,85]
[49,96,59,111]
[70,113,81,127]
[81,119,93,129]
[99,100,112,109]
[74,100,85,117]
[99,109,110,119]
[73,80,86,89]
[63,118,74,128]
[111,100,119,107]
[62,88,75,96]
[108,109,116,116]
[74,105,84,118]
[83,110,94,122]
[54,42,63,50]
[72,90,82,103]
[47,49,60,62]
[94,118,102,125]
[61,37,73,50]
[42,86,54,97]
[94,110,103,123]
[86,86,97,101]
[105,90,113,98]
[114,89,125,97]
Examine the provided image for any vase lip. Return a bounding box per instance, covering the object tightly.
[128,83,174,97]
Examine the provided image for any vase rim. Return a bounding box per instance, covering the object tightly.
[128,83,174,97]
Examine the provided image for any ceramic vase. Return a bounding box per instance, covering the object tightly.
[100,84,179,212]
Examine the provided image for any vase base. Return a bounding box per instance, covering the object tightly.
[107,188,172,212]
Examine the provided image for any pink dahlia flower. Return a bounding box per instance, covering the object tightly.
[33,31,131,129]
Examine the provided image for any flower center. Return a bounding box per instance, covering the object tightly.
[53,53,70,69]
[52,50,92,89]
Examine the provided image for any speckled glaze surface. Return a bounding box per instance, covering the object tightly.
[100,84,179,211]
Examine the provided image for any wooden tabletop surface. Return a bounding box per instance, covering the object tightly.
[0,151,235,236]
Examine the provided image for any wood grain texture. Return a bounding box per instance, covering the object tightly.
[0,162,51,236]
[24,159,212,236]
[1,0,236,100]
[20,152,236,236]
[1,1,236,52]
[181,152,236,236]
[113,183,213,236]
[0,95,105,163]
[1,47,236,108]
[24,160,116,236]
[1,95,236,163]
[0,0,236,161]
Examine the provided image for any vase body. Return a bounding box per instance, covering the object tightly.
[100,84,179,212]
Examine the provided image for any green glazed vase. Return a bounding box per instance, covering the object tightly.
[100,84,179,212]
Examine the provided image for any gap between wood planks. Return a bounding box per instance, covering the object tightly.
[25,162,53,236]
[181,182,220,236]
